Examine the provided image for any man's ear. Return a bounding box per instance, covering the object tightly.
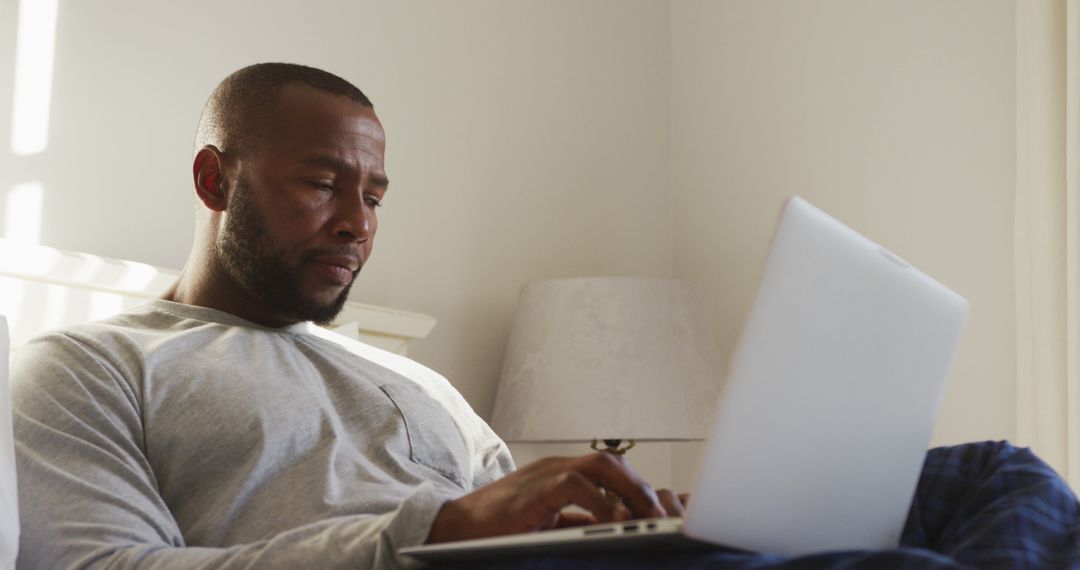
[192,145,230,212]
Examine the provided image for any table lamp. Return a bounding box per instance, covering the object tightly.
[490,277,721,455]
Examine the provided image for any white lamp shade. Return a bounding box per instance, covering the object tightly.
[491,277,720,442]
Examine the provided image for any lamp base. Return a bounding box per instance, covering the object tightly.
[590,438,636,455]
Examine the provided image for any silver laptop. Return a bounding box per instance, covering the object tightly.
[401,196,969,561]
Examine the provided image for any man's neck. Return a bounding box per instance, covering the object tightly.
[160,260,300,329]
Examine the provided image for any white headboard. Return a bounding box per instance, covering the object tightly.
[0,239,436,360]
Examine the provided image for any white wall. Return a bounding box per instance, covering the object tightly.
[1,1,1020,490]
[670,0,1017,464]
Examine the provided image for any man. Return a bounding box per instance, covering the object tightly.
[11,63,678,569]
[11,63,1080,570]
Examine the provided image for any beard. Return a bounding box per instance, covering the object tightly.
[217,175,354,325]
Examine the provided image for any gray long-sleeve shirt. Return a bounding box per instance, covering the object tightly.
[11,300,515,569]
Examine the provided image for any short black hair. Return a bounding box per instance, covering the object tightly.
[194,62,373,156]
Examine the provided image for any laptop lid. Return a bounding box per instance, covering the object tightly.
[682,197,969,556]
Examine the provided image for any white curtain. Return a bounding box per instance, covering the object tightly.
[1016,0,1080,489]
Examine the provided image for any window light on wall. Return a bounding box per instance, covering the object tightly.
[5,0,60,245]
[10,0,59,157]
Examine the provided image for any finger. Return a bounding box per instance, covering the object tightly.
[553,511,598,528]
[656,489,685,517]
[547,470,631,524]
[576,453,664,519]
[678,493,691,507]
[539,511,561,531]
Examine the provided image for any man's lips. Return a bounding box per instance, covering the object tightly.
[313,255,360,272]
[311,255,360,286]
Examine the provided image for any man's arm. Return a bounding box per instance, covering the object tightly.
[12,333,444,570]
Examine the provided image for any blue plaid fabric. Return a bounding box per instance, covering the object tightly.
[902,441,1080,568]
[437,441,1080,569]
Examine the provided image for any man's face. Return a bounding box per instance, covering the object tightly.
[217,85,388,325]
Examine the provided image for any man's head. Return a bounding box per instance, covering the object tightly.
[194,63,374,158]
[187,63,388,327]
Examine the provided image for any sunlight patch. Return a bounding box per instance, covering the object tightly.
[5,181,43,244]
[10,0,59,156]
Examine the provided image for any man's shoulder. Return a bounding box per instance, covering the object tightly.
[11,301,225,393]
[20,303,175,354]
[10,309,156,413]
[11,301,266,411]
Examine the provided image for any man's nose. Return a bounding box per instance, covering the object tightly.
[331,188,372,242]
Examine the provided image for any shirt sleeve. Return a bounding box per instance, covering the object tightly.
[466,406,517,489]
[12,333,448,570]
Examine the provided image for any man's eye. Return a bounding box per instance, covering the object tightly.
[365,196,383,208]
[308,180,334,191]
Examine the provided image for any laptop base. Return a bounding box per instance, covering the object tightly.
[400,519,716,562]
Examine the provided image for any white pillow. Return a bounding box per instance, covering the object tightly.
[0,316,18,570]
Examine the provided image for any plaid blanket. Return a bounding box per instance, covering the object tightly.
[438,441,1080,569]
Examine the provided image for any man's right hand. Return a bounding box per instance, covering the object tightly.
[425,453,670,544]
